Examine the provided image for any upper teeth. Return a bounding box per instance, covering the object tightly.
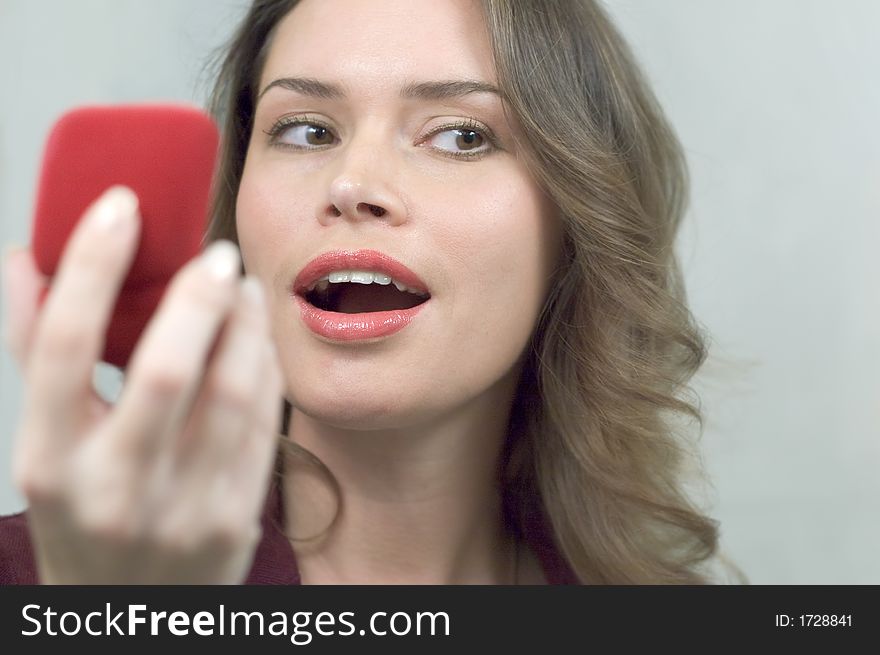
[307,270,427,296]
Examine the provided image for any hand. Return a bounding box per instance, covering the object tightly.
[2,186,283,583]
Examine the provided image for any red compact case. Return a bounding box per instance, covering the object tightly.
[31,104,220,369]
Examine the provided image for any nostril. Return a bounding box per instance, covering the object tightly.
[360,203,386,217]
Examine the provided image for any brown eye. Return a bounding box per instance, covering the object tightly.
[455,129,484,150]
[305,124,333,146]
[269,120,338,149]
[427,125,494,158]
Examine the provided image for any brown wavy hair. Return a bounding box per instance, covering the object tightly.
[203,0,726,583]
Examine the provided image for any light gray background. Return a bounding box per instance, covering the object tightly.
[1,0,877,584]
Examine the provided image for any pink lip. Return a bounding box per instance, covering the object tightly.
[293,250,430,342]
[294,250,429,294]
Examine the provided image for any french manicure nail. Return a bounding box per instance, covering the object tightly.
[3,244,26,260]
[201,240,240,281]
[87,186,139,231]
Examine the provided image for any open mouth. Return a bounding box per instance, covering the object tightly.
[293,250,431,341]
[303,273,430,314]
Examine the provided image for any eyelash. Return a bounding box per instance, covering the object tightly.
[262,115,499,160]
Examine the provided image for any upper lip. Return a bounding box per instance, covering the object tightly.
[293,249,430,296]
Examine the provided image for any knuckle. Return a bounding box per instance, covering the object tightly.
[157,532,200,559]
[14,466,62,506]
[207,516,255,552]
[206,527,240,553]
[74,502,139,544]
[84,520,138,546]
[12,440,64,505]
[154,516,211,558]
[151,518,188,554]
[205,375,255,415]
[37,323,90,360]
[138,361,192,401]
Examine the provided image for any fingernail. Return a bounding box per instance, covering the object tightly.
[241,275,266,308]
[2,246,27,285]
[87,186,139,231]
[3,243,26,260]
[201,240,240,281]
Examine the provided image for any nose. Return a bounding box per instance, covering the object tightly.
[320,140,408,227]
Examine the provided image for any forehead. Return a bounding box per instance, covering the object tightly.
[261,0,496,91]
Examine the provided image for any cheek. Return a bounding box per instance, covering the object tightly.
[425,170,561,395]
[235,160,307,280]
[439,175,560,325]
[236,163,272,277]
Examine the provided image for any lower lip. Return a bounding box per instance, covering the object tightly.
[294,295,427,342]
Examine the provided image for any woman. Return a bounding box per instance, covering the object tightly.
[1,0,725,584]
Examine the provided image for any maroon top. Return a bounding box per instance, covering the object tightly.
[0,482,577,585]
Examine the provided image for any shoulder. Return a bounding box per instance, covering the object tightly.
[0,510,39,585]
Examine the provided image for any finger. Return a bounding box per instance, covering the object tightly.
[143,277,273,558]
[178,276,271,476]
[1,246,49,372]
[230,336,285,521]
[188,337,283,554]
[24,186,140,437]
[154,330,281,549]
[109,240,241,460]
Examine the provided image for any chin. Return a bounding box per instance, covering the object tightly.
[288,387,437,432]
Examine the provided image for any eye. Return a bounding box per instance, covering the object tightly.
[424,121,497,159]
[264,118,337,149]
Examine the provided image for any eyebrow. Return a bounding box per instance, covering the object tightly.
[256,77,502,103]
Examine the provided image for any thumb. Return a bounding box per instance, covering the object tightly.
[2,245,49,373]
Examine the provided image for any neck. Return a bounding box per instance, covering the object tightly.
[281,373,521,584]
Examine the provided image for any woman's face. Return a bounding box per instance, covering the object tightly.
[237,0,561,429]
